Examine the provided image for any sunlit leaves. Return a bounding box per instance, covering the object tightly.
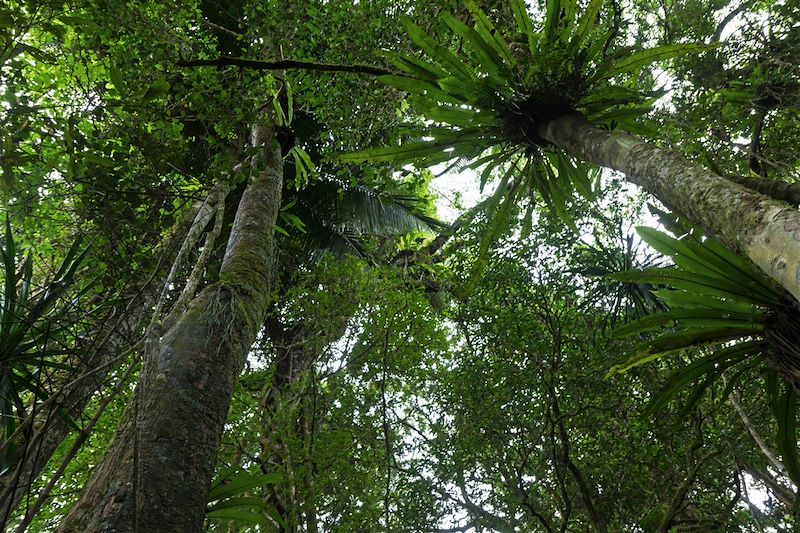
[342,0,711,240]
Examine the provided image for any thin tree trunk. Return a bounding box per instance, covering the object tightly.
[258,310,352,530]
[57,123,283,532]
[540,113,800,302]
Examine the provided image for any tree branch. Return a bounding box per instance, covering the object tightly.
[729,392,785,474]
[177,56,396,77]
[726,174,800,206]
[551,390,608,533]
[742,463,795,509]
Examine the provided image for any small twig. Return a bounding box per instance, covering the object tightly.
[199,18,240,37]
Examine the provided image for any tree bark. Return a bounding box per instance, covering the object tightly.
[727,174,800,206]
[57,123,283,532]
[541,113,800,303]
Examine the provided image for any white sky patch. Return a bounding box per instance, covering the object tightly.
[430,164,486,224]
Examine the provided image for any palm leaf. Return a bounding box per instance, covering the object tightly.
[593,43,713,81]
[463,0,515,67]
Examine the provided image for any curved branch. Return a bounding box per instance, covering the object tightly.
[748,109,767,178]
[178,56,397,77]
[726,174,800,206]
[712,1,755,42]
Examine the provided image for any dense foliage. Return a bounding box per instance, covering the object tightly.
[0,0,799,531]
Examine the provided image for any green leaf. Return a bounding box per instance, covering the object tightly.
[588,105,653,125]
[387,53,448,81]
[776,385,800,485]
[594,43,713,81]
[643,212,781,303]
[611,307,764,338]
[208,470,283,501]
[510,0,537,54]
[442,14,505,77]
[675,374,714,418]
[207,496,267,512]
[544,0,562,44]
[0,10,15,28]
[205,509,267,525]
[651,289,756,314]
[610,268,775,307]
[647,341,758,414]
[465,165,518,292]
[340,141,456,164]
[637,226,731,280]
[59,408,82,432]
[571,0,604,50]
[140,78,169,102]
[401,16,477,86]
[608,326,763,374]
[378,75,435,94]
[427,105,495,127]
[285,80,293,124]
[109,64,125,95]
[463,0,515,67]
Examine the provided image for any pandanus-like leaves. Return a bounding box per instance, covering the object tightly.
[0,217,93,472]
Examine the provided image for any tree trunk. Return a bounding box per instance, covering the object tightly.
[540,113,800,303]
[57,124,283,532]
[0,196,214,524]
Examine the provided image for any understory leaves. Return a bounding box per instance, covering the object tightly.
[206,466,283,527]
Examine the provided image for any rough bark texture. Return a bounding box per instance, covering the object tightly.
[541,113,800,302]
[57,125,283,532]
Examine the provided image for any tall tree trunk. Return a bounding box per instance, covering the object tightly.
[541,113,800,303]
[57,123,283,532]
